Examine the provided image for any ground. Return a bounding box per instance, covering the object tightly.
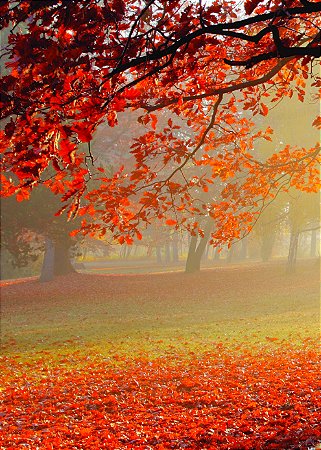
[0,261,320,449]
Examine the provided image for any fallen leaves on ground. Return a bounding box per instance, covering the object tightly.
[1,341,320,449]
[1,262,319,354]
[2,262,319,320]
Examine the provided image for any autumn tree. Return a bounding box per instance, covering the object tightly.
[0,0,320,261]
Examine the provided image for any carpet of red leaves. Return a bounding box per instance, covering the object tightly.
[1,342,320,449]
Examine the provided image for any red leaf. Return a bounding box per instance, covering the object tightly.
[260,103,269,116]
[112,97,126,112]
[72,123,92,142]
[16,189,30,202]
[312,116,321,129]
[107,111,118,127]
[244,0,263,15]
[125,235,133,245]
[150,113,157,130]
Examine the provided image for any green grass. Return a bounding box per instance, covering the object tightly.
[1,260,320,360]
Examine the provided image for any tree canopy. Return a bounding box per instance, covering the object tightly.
[0,0,320,245]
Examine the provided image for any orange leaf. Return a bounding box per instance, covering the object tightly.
[16,189,30,202]
[260,103,269,116]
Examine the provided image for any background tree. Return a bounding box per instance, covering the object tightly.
[1,186,79,281]
[286,191,320,272]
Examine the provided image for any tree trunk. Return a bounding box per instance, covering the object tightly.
[54,242,75,276]
[185,235,200,273]
[261,229,276,262]
[287,231,299,273]
[172,238,179,263]
[310,229,317,258]
[239,237,248,261]
[40,235,76,281]
[226,246,234,264]
[185,219,212,273]
[40,237,55,282]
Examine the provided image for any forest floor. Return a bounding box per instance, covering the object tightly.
[1,260,320,449]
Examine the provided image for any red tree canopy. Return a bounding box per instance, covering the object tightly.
[0,0,320,244]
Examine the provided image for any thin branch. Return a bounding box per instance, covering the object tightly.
[116,0,158,69]
[301,224,321,233]
[145,57,294,112]
[136,93,223,194]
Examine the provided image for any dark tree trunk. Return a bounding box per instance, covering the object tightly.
[172,238,179,263]
[185,219,212,273]
[40,238,75,282]
[287,231,299,273]
[40,237,55,282]
[261,229,276,262]
[185,235,200,273]
[54,242,75,276]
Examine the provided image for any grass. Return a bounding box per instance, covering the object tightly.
[1,260,320,449]
[1,260,320,360]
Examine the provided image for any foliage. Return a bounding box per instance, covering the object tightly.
[1,342,321,449]
[0,0,320,245]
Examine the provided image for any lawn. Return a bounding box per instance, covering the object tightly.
[0,261,320,449]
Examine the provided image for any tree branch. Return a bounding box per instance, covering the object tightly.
[104,2,321,80]
[225,30,320,67]
[144,56,294,112]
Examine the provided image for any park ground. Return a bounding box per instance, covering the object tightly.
[0,260,320,449]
